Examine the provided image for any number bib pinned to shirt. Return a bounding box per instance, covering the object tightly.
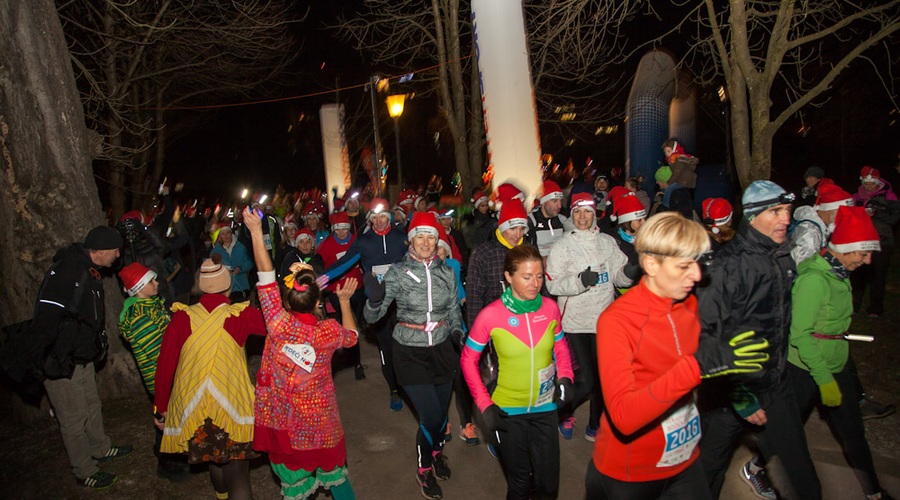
[535,363,556,407]
[282,343,316,373]
[657,400,701,468]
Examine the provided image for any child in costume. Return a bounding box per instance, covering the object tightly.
[154,253,266,500]
[244,205,360,500]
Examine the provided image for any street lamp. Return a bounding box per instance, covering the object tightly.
[386,94,406,188]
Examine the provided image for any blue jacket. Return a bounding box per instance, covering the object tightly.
[211,240,254,293]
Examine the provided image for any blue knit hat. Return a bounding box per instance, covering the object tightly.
[742,180,794,219]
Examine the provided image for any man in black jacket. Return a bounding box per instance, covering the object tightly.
[697,181,821,499]
[34,226,133,489]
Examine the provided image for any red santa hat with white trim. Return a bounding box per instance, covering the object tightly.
[828,206,881,254]
[329,211,351,231]
[814,183,854,212]
[610,193,646,224]
[701,198,733,234]
[539,180,564,205]
[570,192,595,210]
[407,211,441,240]
[119,262,157,297]
[497,199,528,233]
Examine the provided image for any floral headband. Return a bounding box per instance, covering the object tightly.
[283,262,314,292]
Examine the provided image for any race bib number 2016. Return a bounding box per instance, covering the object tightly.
[657,402,701,468]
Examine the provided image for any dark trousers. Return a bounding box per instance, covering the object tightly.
[496,410,560,500]
[584,457,711,500]
[327,288,366,366]
[851,243,892,315]
[373,306,399,392]
[699,371,821,499]
[789,363,881,495]
[558,333,602,429]
[403,381,453,469]
[451,343,476,427]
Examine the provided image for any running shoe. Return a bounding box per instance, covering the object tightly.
[431,453,451,480]
[459,423,480,446]
[93,444,133,462]
[390,391,403,412]
[584,425,598,442]
[78,471,118,489]
[739,459,777,499]
[558,416,576,440]
[416,469,443,499]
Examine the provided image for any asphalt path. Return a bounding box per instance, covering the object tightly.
[336,338,899,499]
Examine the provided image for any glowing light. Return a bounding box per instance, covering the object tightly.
[241,188,248,199]
[386,94,406,118]
[258,194,268,204]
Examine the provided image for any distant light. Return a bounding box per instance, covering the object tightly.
[445,209,454,216]
[259,194,268,204]
[374,203,384,213]
[560,112,576,121]
[350,192,359,199]
[718,86,728,102]
[565,139,575,146]
[241,188,248,199]
[320,61,326,70]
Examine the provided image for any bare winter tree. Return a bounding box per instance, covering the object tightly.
[56,0,305,218]
[1,0,145,421]
[524,0,642,142]
[336,0,485,193]
[647,0,900,187]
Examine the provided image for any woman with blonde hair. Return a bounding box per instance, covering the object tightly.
[585,212,769,499]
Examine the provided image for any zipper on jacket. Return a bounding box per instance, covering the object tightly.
[425,261,434,346]
[526,312,534,411]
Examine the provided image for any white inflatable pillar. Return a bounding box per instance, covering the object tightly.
[320,104,351,212]
[472,0,543,204]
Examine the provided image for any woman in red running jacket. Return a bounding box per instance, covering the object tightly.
[586,212,767,499]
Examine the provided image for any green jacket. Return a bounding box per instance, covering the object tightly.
[119,295,169,395]
[787,254,851,386]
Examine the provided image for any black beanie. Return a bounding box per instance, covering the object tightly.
[84,226,124,250]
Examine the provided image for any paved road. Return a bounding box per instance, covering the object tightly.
[336,338,899,499]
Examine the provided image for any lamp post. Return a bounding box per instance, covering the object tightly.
[386,94,406,189]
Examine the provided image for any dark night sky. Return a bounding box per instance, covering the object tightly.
[162,4,900,203]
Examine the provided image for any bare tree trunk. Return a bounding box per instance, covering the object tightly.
[0,0,141,423]
[466,42,485,194]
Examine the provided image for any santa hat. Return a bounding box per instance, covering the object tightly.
[496,183,525,204]
[437,224,453,255]
[607,186,629,206]
[860,166,882,184]
[828,206,881,254]
[283,221,298,230]
[437,208,454,219]
[398,189,417,206]
[295,228,315,244]
[407,211,441,240]
[329,211,351,231]
[367,198,390,219]
[119,262,157,297]
[611,194,646,224]
[472,192,490,209]
[497,200,528,233]
[120,210,148,225]
[701,198,733,234]
[332,198,346,212]
[814,184,854,212]
[199,254,231,294]
[570,192,595,210]
[539,180,564,205]
[414,196,426,208]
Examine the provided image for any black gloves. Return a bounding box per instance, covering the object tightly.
[363,272,386,304]
[579,267,599,288]
[623,263,642,280]
[555,377,574,408]
[482,404,508,434]
[695,331,770,379]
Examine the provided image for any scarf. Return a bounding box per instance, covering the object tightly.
[495,228,522,249]
[822,250,849,280]
[407,246,437,265]
[500,286,542,314]
[618,227,636,244]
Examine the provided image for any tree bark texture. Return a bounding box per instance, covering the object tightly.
[0,0,142,422]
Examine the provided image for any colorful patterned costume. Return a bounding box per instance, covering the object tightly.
[160,301,256,454]
[253,280,358,498]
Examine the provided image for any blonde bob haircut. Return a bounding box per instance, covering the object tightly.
[635,212,710,268]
